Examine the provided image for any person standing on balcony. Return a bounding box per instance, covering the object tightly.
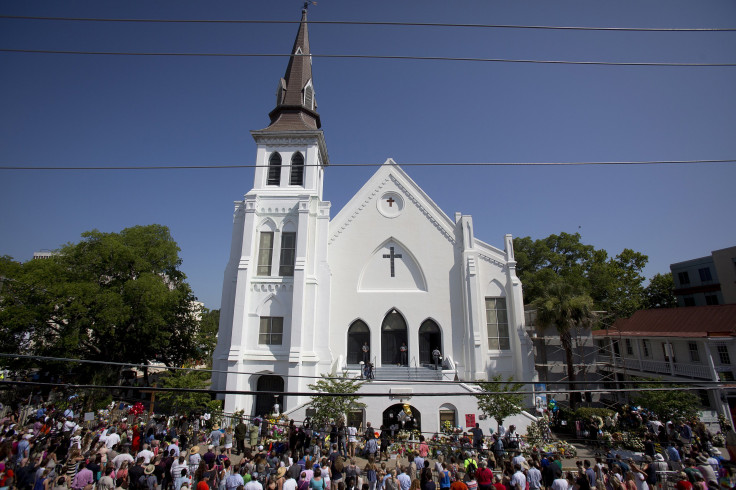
[432,348,442,370]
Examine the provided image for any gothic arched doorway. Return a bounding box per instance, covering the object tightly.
[347,320,370,365]
[382,403,421,433]
[254,375,284,417]
[418,319,442,366]
[381,309,408,366]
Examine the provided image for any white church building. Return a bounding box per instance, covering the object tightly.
[212,8,538,434]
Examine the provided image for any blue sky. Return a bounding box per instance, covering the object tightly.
[1,1,735,309]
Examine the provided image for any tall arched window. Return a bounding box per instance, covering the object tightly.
[418,319,442,365]
[290,152,304,186]
[381,309,408,366]
[267,152,282,186]
[347,320,370,365]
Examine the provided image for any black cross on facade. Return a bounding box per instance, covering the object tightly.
[382,246,402,277]
[386,197,395,207]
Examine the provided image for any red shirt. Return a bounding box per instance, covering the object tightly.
[451,481,468,490]
[676,481,693,490]
[477,468,494,486]
[493,483,506,490]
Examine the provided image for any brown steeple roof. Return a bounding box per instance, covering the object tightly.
[263,8,321,132]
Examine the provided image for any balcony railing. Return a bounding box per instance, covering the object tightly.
[608,356,712,380]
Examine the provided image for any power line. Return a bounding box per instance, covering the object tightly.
[0,159,734,171]
[0,379,726,397]
[1,15,734,32]
[2,49,735,67]
[1,353,730,386]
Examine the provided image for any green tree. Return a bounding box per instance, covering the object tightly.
[0,225,202,384]
[474,375,525,430]
[533,281,595,409]
[154,368,221,415]
[644,273,677,309]
[307,372,365,426]
[632,383,700,421]
[514,232,648,320]
[196,308,220,362]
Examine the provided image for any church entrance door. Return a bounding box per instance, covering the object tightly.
[254,375,284,417]
[381,309,408,366]
[347,320,370,366]
[418,320,442,366]
[382,403,421,433]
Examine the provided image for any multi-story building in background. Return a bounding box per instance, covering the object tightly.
[671,246,736,307]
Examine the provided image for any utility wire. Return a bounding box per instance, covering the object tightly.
[1,49,734,67]
[0,159,734,171]
[1,15,734,32]
[1,353,730,386]
[0,379,727,397]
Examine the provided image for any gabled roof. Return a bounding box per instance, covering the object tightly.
[262,8,322,132]
[592,304,736,338]
[329,159,458,246]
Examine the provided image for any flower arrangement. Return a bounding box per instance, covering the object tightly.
[129,402,145,417]
[712,433,726,447]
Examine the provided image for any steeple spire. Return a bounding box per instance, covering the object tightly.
[263,7,321,131]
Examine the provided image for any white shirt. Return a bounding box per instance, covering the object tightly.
[112,453,134,470]
[106,432,121,449]
[137,449,155,464]
[510,471,526,490]
[245,480,264,490]
[283,479,298,490]
[348,427,357,443]
[551,479,568,490]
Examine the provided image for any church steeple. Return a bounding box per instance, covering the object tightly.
[264,7,321,131]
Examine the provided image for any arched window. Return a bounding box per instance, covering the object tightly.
[418,319,442,366]
[381,309,408,366]
[254,375,284,417]
[267,152,282,186]
[347,320,370,365]
[290,152,304,186]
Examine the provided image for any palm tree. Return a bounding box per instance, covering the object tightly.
[533,280,595,409]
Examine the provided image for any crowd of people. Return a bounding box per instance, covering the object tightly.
[1,401,735,490]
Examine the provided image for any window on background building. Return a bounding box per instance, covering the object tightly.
[678,271,690,285]
[705,295,719,305]
[267,152,282,185]
[485,298,509,350]
[289,152,305,186]
[259,316,284,345]
[718,345,731,365]
[689,342,701,363]
[661,343,674,362]
[642,339,651,357]
[257,232,274,276]
[720,371,735,382]
[625,339,633,355]
[683,297,696,307]
[597,340,607,356]
[699,267,713,282]
[279,232,296,276]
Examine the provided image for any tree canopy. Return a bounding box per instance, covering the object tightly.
[644,272,677,309]
[473,374,525,429]
[632,383,700,422]
[307,372,365,426]
[0,225,203,384]
[514,232,649,320]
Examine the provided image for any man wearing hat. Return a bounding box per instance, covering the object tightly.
[189,445,202,475]
[694,454,717,487]
[141,465,157,490]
